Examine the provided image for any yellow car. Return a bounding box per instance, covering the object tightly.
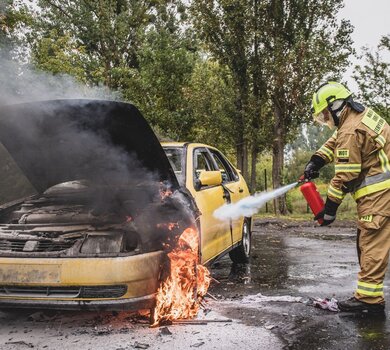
[162,142,252,265]
[0,100,251,311]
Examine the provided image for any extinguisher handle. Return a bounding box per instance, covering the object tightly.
[298,175,307,183]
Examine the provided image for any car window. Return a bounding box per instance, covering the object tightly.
[209,149,239,183]
[0,143,37,206]
[194,149,216,180]
[163,147,185,186]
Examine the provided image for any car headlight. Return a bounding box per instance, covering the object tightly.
[80,231,139,254]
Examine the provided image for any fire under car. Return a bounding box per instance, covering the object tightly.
[0,100,252,311]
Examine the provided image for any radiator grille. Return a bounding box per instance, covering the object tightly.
[0,239,75,252]
[0,285,128,299]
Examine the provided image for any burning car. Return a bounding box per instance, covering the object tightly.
[0,100,251,311]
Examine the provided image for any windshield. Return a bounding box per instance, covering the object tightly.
[163,147,185,186]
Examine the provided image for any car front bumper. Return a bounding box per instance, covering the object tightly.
[0,250,164,310]
[0,293,156,311]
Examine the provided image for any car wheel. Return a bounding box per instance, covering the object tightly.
[229,219,251,263]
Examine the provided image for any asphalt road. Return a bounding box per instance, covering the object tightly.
[211,218,390,350]
[1,218,390,349]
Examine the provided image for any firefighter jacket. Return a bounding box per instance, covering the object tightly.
[315,107,390,218]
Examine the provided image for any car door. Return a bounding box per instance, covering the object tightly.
[186,146,231,264]
[208,148,249,245]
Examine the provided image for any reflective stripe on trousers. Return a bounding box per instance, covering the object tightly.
[357,281,384,297]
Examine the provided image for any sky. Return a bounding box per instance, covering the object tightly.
[339,0,390,92]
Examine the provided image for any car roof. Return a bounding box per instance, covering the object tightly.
[161,142,217,150]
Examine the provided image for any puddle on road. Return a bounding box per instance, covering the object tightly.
[211,233,290,298]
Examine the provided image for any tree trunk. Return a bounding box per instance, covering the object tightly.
[272,102,288,215]
[234,80,249,181]
[250,144,258,194]
[236,141,248,180]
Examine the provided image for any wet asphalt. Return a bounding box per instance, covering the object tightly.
[210,219,390,350]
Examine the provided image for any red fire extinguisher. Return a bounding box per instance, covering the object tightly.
[299,181,325,225]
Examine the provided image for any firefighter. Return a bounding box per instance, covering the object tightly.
[303,81,390,313]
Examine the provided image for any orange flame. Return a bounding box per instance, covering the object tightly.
[151,227,211,326]
[159,183,173,201]
[156,222,179,231]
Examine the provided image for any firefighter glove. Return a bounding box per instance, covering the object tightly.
[314,197,340,226]
[303,155,325,180]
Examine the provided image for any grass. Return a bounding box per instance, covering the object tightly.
[255,182,357,221]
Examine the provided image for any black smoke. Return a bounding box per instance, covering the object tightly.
[0,99,197,250]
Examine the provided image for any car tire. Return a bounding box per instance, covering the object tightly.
[229,219,251,263]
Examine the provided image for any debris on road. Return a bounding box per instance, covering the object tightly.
[311,297,340,312]
[190,342,205,347]
[159,327,172,336]
[241,293,303,304]
[173,318,232,325]
[5,341,35,348]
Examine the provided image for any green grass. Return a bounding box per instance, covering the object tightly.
[255,182,357,221]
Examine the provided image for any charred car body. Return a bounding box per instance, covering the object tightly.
[0,100,251,310]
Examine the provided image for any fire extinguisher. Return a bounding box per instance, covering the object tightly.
[299,180,325,225]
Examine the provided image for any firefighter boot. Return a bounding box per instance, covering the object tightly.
[338,297,385,313]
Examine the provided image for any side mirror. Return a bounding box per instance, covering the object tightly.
[196,170,223,189]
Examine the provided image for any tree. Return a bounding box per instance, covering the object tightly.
[0,0,30,59]
[261,0,353,214]
[28,1,184,89]
[353,36,390,121]
[186,58,237,155]
[25,1,201,140]
[121,26,198,140]
[0,0,14,56]
[191,0,266,182]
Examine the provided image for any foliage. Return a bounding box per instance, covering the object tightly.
[264,0,354,132]
[0,0,31,58]
[25,0,201,141]
[353,35,390,121]
[285,123,334,183]
[122,27,198,140]
[32,29,92,83]
[255,152,273,192]
[259,0,353,213]
[191,0,353,211]
[28,1,182,88]
[185,59,236,155]
[191,0,269,180]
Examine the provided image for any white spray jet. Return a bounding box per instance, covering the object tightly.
[213,182,298,221]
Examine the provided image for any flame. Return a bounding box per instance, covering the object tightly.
[151,227,211,326]
[156,222,179,231]
[159,182,173,201]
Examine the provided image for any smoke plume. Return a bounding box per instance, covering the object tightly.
[0,58,118,105]
[0,59,196,248]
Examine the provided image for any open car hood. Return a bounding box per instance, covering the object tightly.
[0,99,179,193]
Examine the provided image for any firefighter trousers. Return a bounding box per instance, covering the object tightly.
[355,215,390,304]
